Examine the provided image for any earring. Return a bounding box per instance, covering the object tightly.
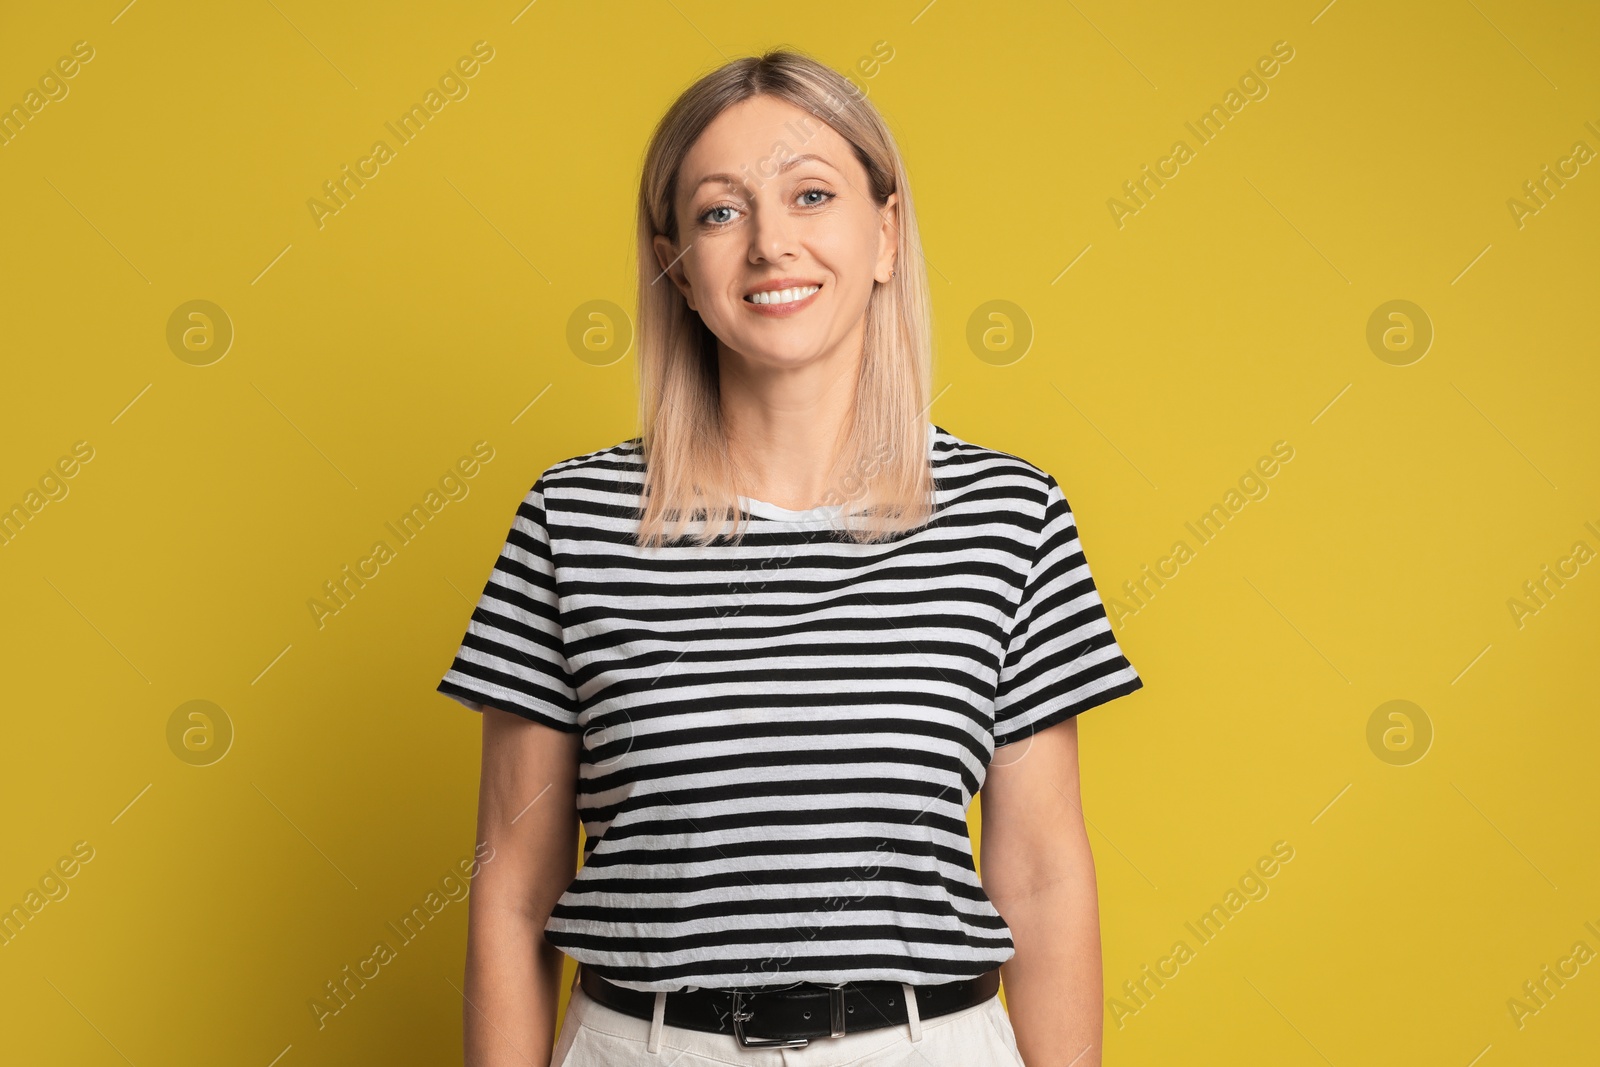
[890,269,896,279]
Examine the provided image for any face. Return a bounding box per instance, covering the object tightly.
[653,94,898,374]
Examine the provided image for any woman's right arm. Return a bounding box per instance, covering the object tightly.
[463,705,581,1067]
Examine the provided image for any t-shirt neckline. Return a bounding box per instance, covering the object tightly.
[737,497,847,523]
[738,423,940,525]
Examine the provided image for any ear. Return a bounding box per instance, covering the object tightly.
[651,233,696,310]
[874,192,899,284]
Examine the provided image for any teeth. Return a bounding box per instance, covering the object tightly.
[747,284,820,305]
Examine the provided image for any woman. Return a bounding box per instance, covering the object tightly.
[438,49,1143,1067]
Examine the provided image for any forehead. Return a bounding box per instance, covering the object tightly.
[679,95,857,194]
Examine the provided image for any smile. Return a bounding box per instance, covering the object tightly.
[742,283,823,317]
[744,284,821,306]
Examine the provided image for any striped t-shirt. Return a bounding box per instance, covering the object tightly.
[436,423,1143,992]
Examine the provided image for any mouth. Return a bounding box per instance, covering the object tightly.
[743,281,823,306]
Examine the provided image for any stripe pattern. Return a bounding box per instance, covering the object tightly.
[437,424,1143,992]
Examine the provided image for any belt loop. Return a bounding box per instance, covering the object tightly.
[902,982,922,1042]
[647,991,666,1053]
[829,986,847,1037]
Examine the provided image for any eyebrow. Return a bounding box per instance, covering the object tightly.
[692,153,836,193]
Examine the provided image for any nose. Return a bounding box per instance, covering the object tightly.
[747,196,800,264]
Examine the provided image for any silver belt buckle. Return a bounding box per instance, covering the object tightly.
[730,980,857,1048]
[731,990,810,1048]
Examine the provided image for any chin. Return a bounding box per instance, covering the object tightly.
[751,346,821,366]
[713,307,840,361]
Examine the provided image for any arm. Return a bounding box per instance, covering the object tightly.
[464,706,581,1067]
[980,717,1103,1067]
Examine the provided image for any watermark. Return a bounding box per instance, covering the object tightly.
[736,842,897,989]
[839,40,896,101]
[1365,299,1433,366]
[1,840,96,948]
[0,440,96,549]
[1107,839,1295,1029]
[308,441,496,629]
[308,841,495,1029]
[166,299,235,366]
[816,434,899,510]
[966,299,1034,366]
[1504,918,1600,1030]
[307,41,496,230]
[566,299,633,366]
[1506,120,1598,230]
[1506,521,1598,630]
[1366,699,1432,766]
[167,699,235,766]
[1107,40,1296,229]
[0,40,95,148]
[1109,440,1295,624]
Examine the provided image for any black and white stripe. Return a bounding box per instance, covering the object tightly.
[437,424,1143,992]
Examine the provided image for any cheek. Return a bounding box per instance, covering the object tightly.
[685,249,739,313]
[814,233,875,291]
[815,218,881,277]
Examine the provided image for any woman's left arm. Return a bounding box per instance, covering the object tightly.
[979,717,1103,1067]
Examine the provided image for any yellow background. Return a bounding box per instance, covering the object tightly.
[2,1,1596,1064]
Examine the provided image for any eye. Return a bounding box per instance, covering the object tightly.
[698,186,837,227]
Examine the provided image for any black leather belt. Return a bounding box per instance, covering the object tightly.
[578,964,1000,1048]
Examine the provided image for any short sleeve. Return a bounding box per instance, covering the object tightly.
[992,474,1143,747]
[435,475,582,732]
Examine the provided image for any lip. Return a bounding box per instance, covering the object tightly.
[742,279,824,318]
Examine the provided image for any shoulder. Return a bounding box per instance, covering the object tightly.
[539,434,644,484]
[932,424,1059,526]
[527,435,646,516]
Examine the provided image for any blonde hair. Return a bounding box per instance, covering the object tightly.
[633,48,936,547]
